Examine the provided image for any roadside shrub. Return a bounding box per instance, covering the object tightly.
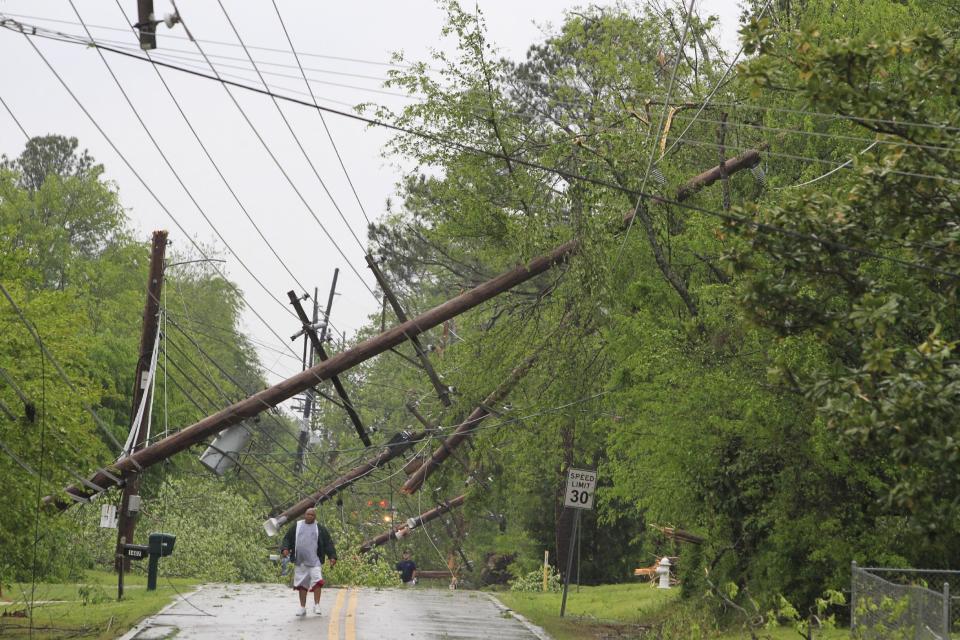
[509,565,562,592]
[135,475,274,583]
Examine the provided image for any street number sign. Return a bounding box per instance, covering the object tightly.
[564,467,597,510]
[122,544,149,560]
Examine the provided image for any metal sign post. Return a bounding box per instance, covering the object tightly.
[560,467,596,617]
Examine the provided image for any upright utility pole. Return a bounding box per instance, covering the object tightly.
[115,230,167,572]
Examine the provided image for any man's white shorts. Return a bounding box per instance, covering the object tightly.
[292,564,324,592]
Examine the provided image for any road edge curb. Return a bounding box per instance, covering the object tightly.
[485,592,553,640]
[117,584,205,640]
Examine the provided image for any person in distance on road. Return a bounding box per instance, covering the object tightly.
[396,549,417,586]
[281,507,337,616]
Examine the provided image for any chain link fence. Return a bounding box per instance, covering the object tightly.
[852,562,958,640]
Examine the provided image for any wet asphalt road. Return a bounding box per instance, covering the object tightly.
[120,583,549,640]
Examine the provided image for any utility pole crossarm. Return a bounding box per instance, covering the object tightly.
[287,290,370,447]
[365,254,452,407]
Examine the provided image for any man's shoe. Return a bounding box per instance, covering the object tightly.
[313,605,321,615]
[295,607,306,617]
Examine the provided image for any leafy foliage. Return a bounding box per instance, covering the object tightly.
[509,565,563,593]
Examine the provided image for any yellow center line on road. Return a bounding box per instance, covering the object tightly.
[327,588,347,639]
[345,588,359,640]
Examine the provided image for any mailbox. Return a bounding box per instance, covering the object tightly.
[149,533,176,557]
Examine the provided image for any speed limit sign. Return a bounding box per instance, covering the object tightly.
[563,467,597,510]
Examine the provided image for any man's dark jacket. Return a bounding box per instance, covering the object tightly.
[281,520,337,564]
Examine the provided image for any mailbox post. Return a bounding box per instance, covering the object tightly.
[117,532,176,597]
[147,533,176,590]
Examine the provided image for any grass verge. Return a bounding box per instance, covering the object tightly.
[495,582,678,639]
[496,585,851,640]
[0,569,198,639]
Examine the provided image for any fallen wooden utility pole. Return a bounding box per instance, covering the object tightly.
[393,150,763,496]
[675,148,761,202]
[47,149,763,509]
[650,524,705,545]
[366,254,452,407]
[115,229,167,572]
[45,239,576,509]
[288,290,370,447]
[401,353,539,494]
[359,494,467,552]
[621,147,763,227]
[263,429,429,536]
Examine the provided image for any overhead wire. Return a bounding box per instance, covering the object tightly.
[8,18,958,177]
[87,39,415,97]
[210,1,372,256]
[614,0,696,270]
[184,6,377,299]
[60,37,960,162]
[0,11,431,71]
[109,0,314,304]
[67,0,311,333]
[8,14,960,136]
[268,0,373,227]
[11,25,308,376]
[13,22,953,281]
[776,141,880,190]
[0,93,28,139]
[160,309,302,362]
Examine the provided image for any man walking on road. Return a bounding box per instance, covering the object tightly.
[281,507,337,616]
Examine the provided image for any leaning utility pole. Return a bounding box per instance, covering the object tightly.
[294,287,320,475]
[288,277,370,447]
[115,230,167,572]
[401,352,540,494]
[359,494,467,552]
[366,254,452,407]
[264,430,428,535]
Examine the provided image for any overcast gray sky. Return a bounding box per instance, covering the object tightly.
[0,1,742,394]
